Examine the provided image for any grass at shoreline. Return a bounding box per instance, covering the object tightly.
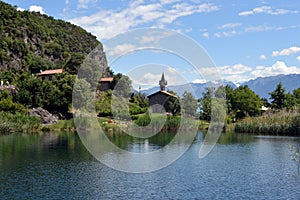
[2,110,300,136]
[0,112,40,134]
[44,115,207,133]
[234,109,300,135]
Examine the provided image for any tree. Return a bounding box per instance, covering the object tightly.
[232,85,262,119]
[112,73,132,98]
[96,90,112,116]
[199,87,214,120]
[181,91,197,117]
[269,82,287,109]
[164,96,180,116]
[293,88,300,106]
[72,78,94,113]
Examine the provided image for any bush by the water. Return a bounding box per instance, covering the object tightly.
[234,109,300,135]
[0,112,40,134]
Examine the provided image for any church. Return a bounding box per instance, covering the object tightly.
[147,73,178,113]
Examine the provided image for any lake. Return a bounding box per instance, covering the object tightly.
[0,131,300,199]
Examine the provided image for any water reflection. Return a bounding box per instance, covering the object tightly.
[1,132,300,199]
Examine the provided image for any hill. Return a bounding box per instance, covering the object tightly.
[141,74,300,100]
[242,74,300,99]
[0,1,107,74]
[142,80,236,98]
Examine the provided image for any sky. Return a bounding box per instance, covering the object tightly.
[3,0,300,88]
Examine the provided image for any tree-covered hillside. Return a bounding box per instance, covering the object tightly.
[0,1,103,73]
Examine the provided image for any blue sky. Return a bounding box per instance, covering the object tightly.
[4,0,300,88]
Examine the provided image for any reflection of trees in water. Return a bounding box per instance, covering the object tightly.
[107,131,196,152]
[0,132,92,172]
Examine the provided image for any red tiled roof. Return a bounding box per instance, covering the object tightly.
[100,77,114,82]
[36,69,63,76]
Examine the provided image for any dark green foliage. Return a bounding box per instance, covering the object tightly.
[112,73,132,98]
[0,90,27,114]
[164,95,181,116]
[269,82,287,109]
[0,112,40,134]
[96,90,113,117]
[0,1,99,72]
[200,85,261,121]
[232,85,262,119]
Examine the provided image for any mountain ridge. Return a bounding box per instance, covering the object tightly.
[141,74,300,100]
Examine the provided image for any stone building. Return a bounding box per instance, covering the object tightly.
[36,69,63,80]
[99,77,113,91]
[147,73,178,113]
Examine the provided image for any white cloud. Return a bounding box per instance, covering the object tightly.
[202,32,209,39]
[70,1,220,40]
[260,54,267,60]
[106,43,136,57]
[192,62,300,84]
[272,46,300,57]
[160,0,180,5]
[78,0,98,9]
[218,23,242,29]
[218,64,252,75]
[29,5,46,14]
[250,61,300,78]
[297,56,300,63]
[134,67,185,87]
[245,25,300,33]
[214,32,221,38]
[239,6,298,16]
[214,30,238,38]
[17,7,25,12]
[223,30,237,37]
[192,79,207,84]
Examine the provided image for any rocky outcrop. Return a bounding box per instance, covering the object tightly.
[29,107,58,125]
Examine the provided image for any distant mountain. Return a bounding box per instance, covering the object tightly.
[141,80,236,99]
[242,74,300,99]
[141,74,300,100]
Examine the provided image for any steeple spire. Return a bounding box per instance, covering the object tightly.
[159,73,167,91]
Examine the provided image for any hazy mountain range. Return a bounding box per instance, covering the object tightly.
[141,74,300,100]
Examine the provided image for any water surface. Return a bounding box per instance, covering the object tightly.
[0,132,300,199]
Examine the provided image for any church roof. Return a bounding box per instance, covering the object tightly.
[147,90,178,98]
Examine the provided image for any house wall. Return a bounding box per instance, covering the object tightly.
[99,81,111,91]
[148,93,169,113]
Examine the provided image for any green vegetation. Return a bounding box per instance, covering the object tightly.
[0,1,99,73]
[235,109,300,135]
[0,112,40,134]
[1,1,300,136]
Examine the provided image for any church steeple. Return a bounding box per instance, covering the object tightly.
[159,73,167,91]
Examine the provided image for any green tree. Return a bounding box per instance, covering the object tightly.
[232,85,262,119]
[181,91,197,117]
[269,82,287,109]
[96,90,112,116]
[199,87,214,121]
[0,90,26,114]
[164,95,180,116]
[293,88,300,106]
[72,78,94,113]
[112,73,132,98]
[15,73,44,108]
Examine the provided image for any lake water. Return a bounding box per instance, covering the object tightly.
[1,131,300,199]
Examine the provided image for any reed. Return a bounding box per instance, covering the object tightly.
[0,112,40,134]
[234,108,300,135]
